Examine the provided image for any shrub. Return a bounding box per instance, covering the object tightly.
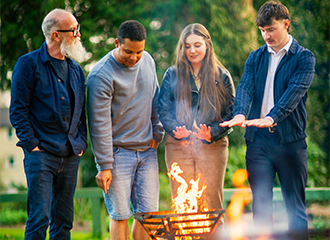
[0,208,27,225]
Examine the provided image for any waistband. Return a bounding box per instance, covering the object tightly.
[113,146,149,152]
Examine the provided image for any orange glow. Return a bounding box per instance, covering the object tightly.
[167,162,211,239]
[256,235,270,240]
[232,168,248,187]
[180,140,193,146]
[227,169,252,240]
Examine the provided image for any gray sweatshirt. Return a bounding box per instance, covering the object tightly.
[87,50,164,170]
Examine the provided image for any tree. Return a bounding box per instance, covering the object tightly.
[1,0,328,186]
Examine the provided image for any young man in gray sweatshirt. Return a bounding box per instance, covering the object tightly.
[86,20,164,240]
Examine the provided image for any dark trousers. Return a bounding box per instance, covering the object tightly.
[245,128,308,238]
[23,149,80,240]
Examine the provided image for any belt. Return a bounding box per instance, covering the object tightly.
[132,148,148,152]
[268,126,278,133]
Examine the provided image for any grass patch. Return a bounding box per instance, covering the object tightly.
[0,228,107,240]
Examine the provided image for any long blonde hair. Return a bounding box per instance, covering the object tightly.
[175,23,228,124]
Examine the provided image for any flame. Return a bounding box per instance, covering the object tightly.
[227,169,270,240]
[168,162,206,213]
[232,168,249,188]
[167,162,211,239]
[227,169,252,240]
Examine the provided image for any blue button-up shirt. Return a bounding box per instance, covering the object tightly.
[10,42,87,156]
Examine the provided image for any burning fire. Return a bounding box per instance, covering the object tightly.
[167,162,206,213]
[227,169,251,240]
[167,162,211,238]
[227,169,269,240]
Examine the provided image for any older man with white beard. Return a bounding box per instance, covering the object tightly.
[9,8,87,240]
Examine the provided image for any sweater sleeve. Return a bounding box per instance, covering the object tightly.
[87,71,114,170]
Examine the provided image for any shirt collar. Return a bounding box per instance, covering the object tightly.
[268,35,293,55]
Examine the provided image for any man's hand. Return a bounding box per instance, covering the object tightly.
[149,139,158,149]
[193,124,211,142]
[95,170,112,194]
[244,118,274,128]
[173,126,192,139]
[220,115,246,128]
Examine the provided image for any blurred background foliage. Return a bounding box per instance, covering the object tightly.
[1,0,329,188]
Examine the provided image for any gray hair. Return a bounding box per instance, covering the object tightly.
[41,9,71,39]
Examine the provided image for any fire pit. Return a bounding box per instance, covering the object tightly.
[137,163,225,239]
[134,208,225,240]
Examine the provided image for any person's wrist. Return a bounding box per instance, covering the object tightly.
[234,114,246,121]
[265,116,274,125]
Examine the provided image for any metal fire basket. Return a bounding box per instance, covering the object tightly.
[134,209,225,240]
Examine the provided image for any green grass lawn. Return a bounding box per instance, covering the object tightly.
[0,228,107,240]
[0,217,134,240]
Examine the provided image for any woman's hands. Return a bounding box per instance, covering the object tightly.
[173,124,211,142]
[193,124,211,142]
[173,126,192,139]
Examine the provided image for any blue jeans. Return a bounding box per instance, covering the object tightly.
[23,149,81,240]
[99,147,159,220]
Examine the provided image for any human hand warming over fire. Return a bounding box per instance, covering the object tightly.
[193,124,211,142]
[95,170,112,194]
[173,125,192,139]
[244,118,274,128]
[220,115,246,128]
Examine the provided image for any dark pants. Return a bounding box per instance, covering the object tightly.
[245,128,308,238]
[23,149,80,240]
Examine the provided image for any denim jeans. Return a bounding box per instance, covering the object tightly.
[99,147,159,220]
[23,149,80,240]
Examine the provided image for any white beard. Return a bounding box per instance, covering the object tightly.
[60,37,87,62]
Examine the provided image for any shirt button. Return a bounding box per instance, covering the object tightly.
[61,97,65,100]
[58,79,61,82]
